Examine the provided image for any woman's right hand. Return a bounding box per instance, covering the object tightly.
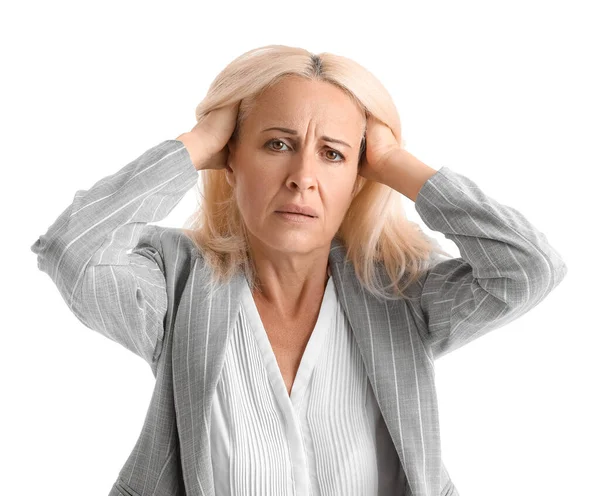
[176,101,240,171]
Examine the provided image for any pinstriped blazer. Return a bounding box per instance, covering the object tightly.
[31,139,568,496]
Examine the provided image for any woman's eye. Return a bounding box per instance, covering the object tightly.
[268,139,289,152]
[266,139,344,162]
[325,149,344,161]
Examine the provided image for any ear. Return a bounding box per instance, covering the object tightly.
[224,136,240,187]
[225,165,235,187]
[227,138,236,154]
[225,145,235,187]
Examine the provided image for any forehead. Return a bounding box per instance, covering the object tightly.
[247,77,365,133]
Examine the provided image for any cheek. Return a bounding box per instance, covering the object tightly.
[323,180,356,220]
[236,173,273,215]
[334,174,358,199]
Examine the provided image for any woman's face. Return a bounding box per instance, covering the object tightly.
[225,76,366,259]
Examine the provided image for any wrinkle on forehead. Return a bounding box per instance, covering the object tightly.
[244,79,366,148]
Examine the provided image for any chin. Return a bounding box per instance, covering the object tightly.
[264,233,323,252]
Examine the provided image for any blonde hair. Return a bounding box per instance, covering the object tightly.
[182,44,451,301]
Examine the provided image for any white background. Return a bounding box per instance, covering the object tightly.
[2,0,597,494]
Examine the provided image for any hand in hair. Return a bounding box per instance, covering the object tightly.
[360,114,438,201]
[358,113,403,183]
[176,102,240,171]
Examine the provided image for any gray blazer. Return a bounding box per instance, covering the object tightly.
[31,139,568,496]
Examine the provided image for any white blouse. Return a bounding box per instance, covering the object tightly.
[210,269,407,495]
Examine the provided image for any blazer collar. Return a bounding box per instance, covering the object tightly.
[171,237,441,496]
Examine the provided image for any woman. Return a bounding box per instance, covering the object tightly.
[31,45,568,496]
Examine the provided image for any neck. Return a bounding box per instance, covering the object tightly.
[250,256,331,319]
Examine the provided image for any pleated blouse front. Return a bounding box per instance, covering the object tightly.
[210,270,407,495]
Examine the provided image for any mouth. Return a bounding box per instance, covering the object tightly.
[275,203,318,218]
[275,211,317,220]
[276,211,316,218]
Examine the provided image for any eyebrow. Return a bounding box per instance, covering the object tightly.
[261,126,352,149]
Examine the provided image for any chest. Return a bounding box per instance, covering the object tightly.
[254,303,321,397]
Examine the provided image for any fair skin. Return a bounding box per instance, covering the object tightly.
[224,76,366,320]
[176,76,437,394]
[176,77,438,321]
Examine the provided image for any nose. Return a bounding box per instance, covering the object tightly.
[285,152,318,192]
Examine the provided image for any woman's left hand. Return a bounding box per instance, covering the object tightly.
[358,113,403,183]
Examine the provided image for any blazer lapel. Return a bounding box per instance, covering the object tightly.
[328,238,442,496]
[172,237,442,496]
[171,254,246,496]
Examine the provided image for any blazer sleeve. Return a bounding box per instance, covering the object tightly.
[412,165,568,360]
[30,139,199,370]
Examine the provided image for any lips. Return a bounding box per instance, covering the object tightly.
[279,212,313,217]
[276,203,318,218]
